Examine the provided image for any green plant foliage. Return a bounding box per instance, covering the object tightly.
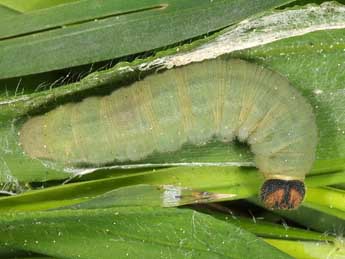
[265,238,345,259]
[0,0,77,12]
[1,184,344,259]
[0,4,20,17]
[0,167,343,213]
[286,207,345,233]
[0,0,293,79]
[1,1,345,258]
[0,206,292,259]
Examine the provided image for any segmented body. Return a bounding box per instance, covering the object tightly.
[20,59,317,181]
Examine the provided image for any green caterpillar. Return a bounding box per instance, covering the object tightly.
[20,59,318,209]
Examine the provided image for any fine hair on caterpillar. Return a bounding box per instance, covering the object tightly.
[20,58,318,210]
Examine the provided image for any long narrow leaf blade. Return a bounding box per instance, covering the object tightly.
[0,0,293,79]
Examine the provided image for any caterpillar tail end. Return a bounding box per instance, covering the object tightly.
[260,179,305,210]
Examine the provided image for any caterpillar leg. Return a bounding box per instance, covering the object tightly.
[260,179,305,210]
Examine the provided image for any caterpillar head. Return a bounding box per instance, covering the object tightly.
[260,179,305,210]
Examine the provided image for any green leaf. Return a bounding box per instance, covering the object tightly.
[210,212,334,242]
[0,0,292,79]
[264,238,345,259]
[0,167,343,213]
[0,4,20,17]
[0,184,339,258]
[0,0,166,39]
[306,187,345,211]
[3,184,341,258]
[253,199,345,234]
[0,246,56,259]
[0,206,292,259]
[0,166,261,211]
[0,0,77,12]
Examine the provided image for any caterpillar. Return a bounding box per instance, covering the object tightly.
[19,59,318,210]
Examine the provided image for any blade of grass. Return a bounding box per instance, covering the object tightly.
[311,160,345,175]
[0,0,167,39]
[0,246,57,259]
[0,4,20,17]
[250,198,345,234]
[0,0,77,12]
[335,183,345,190]
[302,202,345,220]
[305,187,345,212]
[0,0,293,79]
[0,167,344,212]
[306,171,345,186]
[265,238,345,259]
[211,213,334,242]
[0,166,261,211]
